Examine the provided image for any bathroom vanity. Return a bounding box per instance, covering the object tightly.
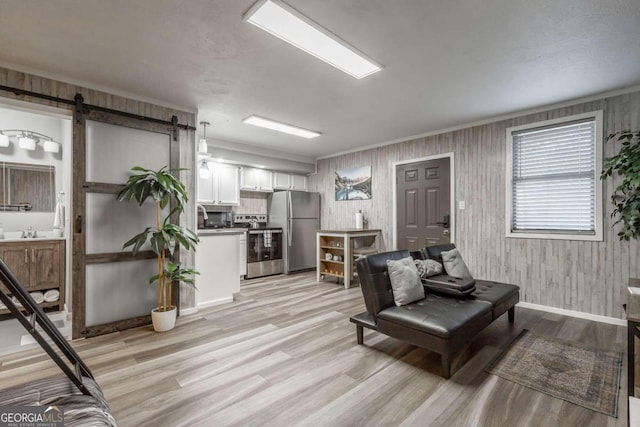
[0,238,65,314]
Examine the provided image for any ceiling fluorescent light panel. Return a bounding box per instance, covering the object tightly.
[244,0,382,79]
[243,115,320,139]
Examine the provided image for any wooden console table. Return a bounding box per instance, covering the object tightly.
[316,229,381,289]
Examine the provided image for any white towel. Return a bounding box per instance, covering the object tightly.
[44,289,59,302]
[30,291,44,304]
[53,202,65,230]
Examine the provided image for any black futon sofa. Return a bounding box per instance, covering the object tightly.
[350,244,519,378]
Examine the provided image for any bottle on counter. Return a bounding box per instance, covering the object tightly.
[355,210,364,229]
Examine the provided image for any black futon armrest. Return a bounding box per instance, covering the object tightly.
[421,274,476,298]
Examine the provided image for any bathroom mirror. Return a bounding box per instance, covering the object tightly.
[0,162,55,212]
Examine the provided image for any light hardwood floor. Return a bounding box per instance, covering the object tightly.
[0,272,628,426]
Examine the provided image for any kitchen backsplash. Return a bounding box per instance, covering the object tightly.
[234,191,268,214]
[199,191,268,215]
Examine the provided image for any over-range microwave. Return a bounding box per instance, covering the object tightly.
[203,211,233,229]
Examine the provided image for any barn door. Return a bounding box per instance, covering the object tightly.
[72,103,179,339]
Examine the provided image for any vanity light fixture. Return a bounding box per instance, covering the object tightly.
[0,129,61,153]
[243,115,320,139]
[18,133,36,151]
[43,139,60,153]
[243,0,382,79]
[198,121,210,154]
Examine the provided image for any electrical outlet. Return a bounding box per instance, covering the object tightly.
[459,201,465,210]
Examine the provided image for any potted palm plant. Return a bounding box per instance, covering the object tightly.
[601,129,640,241]
[117,166,199,332]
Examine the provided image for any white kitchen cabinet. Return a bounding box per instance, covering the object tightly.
[197,162,240,205]
[196,232,240,308]
[272,172,290,190]
[290,174,307,191]
[273,172,307,191]
[240,167,273,192]
[197,166,215,203]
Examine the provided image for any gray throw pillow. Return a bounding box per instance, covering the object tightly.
[386,257,425,306]
[414,259,444,278]
[441,248,473,280]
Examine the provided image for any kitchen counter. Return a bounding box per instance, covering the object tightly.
[198,228,247,236]
[316,228,381,234]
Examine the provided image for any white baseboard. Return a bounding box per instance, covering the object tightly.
[517,302,626,326]
[179,307,198,316]
[196,297,234,310]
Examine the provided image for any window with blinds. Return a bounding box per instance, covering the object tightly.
[506,112,603,240]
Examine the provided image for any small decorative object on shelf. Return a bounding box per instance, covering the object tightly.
[325,253,333,260]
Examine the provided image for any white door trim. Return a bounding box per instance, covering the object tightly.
[391,152,455,250]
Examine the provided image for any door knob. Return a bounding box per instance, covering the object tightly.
[435,214,450,229]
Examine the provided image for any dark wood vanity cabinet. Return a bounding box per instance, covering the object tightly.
[0,239,65,313]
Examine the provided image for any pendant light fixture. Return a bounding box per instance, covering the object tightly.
[198,121,210,154]
[199,160,210,179]
[0,132,9,147]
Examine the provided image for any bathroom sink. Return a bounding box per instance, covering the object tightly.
[0,231,64,241]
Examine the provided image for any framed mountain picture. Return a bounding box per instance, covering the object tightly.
[335,166,372,201]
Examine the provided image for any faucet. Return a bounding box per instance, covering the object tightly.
[196,204,208,220]
[22,226,34,239]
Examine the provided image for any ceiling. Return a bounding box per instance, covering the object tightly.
[0,0,639,161]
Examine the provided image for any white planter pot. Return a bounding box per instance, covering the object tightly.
[151,306,177,332]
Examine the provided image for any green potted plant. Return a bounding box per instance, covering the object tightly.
[601,129,640,241]
[117,166,199,332]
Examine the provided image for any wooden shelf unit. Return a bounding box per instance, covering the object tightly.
[316,230,381,289]
[318,235,346,279]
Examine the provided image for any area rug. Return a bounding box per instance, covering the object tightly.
[485,329,622,417]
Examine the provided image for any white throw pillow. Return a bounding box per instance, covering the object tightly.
[386,257,425,306]
[441,248,473,279]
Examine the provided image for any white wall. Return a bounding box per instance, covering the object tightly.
[0,105,71,233]
[309,91,640,320]
[0,102,72,310]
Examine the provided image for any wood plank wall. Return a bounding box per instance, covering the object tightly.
[309,91,640,319]
[0,66,198,310]
[235,192,268,214]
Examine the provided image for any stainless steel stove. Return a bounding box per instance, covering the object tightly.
[234,214,284,278]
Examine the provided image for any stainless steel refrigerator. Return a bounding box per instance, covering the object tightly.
[267,191,320,274]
